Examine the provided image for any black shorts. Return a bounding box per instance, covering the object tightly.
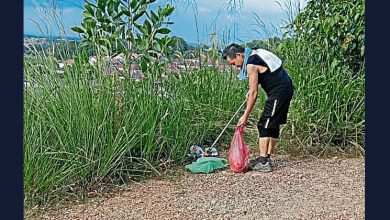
[257,95,293,136]
[258,127,280,139]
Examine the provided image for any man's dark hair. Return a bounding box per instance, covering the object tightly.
[222,43,245,60]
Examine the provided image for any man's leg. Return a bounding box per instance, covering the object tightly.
[267,138,277,155]
[266,138,278,166]
[253,97,280,172]
[252,136,272,172]
[267,127,280,157]
[252,128,273,172]
[259,137,269,158]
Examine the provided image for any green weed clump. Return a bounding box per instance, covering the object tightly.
[24,51,246,205]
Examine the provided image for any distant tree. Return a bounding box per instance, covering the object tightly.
[202,44,210,50]
[171,36,189,53]
[245,39,267,49]
[245,37,282,52]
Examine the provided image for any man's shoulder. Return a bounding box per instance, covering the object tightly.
[247,54,263,65]
[247,53,259,60]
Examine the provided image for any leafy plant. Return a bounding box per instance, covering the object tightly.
[71,0,176,77]
[276,0,365,154]
[284,0,365,72]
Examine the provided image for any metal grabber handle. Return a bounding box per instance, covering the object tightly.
[210,99,246,149]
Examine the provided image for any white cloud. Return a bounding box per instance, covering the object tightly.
[242,0,283,14]
[198,6,211,13]
[195,0,308,14]
[196,0,225,9]
[241,0,308,15]
[24,6,82,37]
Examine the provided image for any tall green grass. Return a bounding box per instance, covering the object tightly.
[279,53,365,156]
[24,49,247,205]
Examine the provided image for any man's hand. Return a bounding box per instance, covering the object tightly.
[237,115,248,128]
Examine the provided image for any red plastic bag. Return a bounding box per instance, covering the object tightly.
[228,127,250,173]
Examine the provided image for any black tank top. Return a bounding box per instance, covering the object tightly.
[247,54,294,98]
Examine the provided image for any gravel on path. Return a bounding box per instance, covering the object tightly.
[29,156,365,220]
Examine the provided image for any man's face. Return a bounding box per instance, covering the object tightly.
[226,53,245,70]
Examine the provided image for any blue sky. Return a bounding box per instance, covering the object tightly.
[24,0,307,43]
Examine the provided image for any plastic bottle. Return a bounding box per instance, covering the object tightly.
[189,145,204,158]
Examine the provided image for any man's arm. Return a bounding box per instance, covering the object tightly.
[237,64,260,127]
[245,64,267,100]
[242,64,259,119]
[237,63,268,127]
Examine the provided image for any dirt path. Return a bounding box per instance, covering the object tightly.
[28,156,365,220]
